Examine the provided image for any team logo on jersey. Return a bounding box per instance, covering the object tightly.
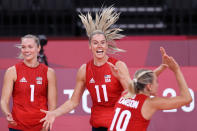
[104,75,111,83]
[20,77,27,83]
[36,77,42,84]
[89,78,95,83]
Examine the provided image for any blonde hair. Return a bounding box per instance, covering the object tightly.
[78,6,125,53]
[16,34,40,59]
[124,69,154,98]
[133,69,154,94]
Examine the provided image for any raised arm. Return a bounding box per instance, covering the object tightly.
[148,55,192,111]
[0,66,17,126]
[154,47,168,76]
[47,68,57,111]
[142,55,192,120]
[40,64,86,130]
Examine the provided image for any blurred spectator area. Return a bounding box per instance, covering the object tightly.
[0,0,196,37]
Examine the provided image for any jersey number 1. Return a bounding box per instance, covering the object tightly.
[30,84,35,102]
[95,84,108,102]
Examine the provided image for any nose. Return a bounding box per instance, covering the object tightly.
[97,42,103,47]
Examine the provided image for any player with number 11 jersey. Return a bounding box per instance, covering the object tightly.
[86,57,124,128]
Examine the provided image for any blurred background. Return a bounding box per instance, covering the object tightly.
[0,0,197,131]
[0,0,196,37]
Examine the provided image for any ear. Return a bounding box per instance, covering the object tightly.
[89,43,91,50]
[146,84,152,91]
[38,45,41,52]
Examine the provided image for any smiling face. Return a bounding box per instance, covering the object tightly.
[89,33,108,60]
[21,37,40,62]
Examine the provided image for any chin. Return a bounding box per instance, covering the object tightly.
[95,54,104,59]
[24,57,34,61]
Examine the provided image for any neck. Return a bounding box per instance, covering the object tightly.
[139,90,151,96]
[23,59,39,68]
[93,56,109,66]
[124,92,135,99]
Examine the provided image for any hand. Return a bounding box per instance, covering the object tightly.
[6,113,17,126]
[40,109,56,130]
[107,62,124,80]
[160,47,168,68]
[163,55,180,73]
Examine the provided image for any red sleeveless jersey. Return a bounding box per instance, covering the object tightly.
[109,94,150,131]
[8,62,48,131]
[86,57,124,128]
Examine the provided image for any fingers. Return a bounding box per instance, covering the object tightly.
[9,121,17,126]
[43,121,52,130]
[160,47,166,56]
[43,121,47,128]
[7,114,17,126]
[40,117,46,123]
[40,109,48,113]
[169,56,178,65]
[41,117,51,131]
[107,62,118,71]
[107,62,115,68]
[50,123,53,130]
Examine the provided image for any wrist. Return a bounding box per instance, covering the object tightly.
[173,68,181,74]
[5,112,11,117]
[160,64,167,69]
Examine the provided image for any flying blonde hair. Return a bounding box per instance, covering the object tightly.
[78,6,125,53]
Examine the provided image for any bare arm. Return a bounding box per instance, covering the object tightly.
[153,56,192,110]
[143,55,192,119]
[0,66,17,125]
[154,47,168,77]
[47,68,57,111]
[40,64,86,130]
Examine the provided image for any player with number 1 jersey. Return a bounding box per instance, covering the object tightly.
[86,57,124,128]
[1,34,57,131]
[8,62,48,130]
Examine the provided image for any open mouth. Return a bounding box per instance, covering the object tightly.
[96,50,104,54]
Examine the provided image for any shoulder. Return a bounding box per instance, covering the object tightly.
[4,66,17,81]
[78,64,86,74]
[47,67,55,75]
[77,64,86,81]
[142,96,166,112]
[47,67,55,74]
[6,66,16,74]
[47,67,56,79]
[141,96,159,119]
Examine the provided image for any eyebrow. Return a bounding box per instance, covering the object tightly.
[92,39,106,42]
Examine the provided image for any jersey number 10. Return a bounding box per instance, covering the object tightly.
[109,107,131,131]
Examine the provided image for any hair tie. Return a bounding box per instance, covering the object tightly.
[133,78,137,83]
